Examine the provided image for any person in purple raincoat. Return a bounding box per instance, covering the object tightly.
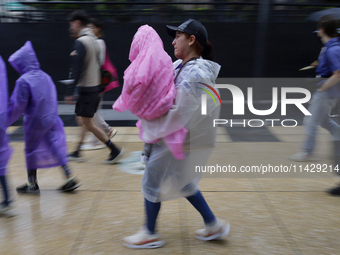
[0,56,14,217]
[7,41,81,194]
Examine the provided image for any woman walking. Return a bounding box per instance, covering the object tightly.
[123,19,229,249]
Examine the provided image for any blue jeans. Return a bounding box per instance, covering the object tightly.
[303,91,340,155]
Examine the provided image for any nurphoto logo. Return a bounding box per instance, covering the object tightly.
[199,82,222,115]
[200,81,312,128]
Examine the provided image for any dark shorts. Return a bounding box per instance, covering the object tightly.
[75,86,101,118]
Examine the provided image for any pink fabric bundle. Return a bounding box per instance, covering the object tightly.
[113,25,187,159]
[101,43,120,93]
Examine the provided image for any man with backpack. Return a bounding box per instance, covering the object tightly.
[65,10,124,164]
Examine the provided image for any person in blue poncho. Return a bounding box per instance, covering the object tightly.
[7,41,81,194]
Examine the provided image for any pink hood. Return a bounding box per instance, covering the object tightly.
[113,25,176,120]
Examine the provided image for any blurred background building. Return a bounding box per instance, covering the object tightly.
[1,0,340,101]
[0,0,337,23]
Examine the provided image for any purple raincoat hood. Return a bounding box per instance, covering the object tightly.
[8,41,40,75]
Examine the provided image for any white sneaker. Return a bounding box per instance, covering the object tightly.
[0,204,16,218]
[194,219,230,241]
[80,143,106,151]
[290,152,317,162]
[123,226,165,249]
[108,128,117,140]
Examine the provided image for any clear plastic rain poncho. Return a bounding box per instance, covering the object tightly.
[113,25,187,159]
[140,57,221,202]
[7,41,68,169]
[0,56,12,176]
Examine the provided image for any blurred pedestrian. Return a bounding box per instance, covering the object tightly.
[65,10,124,164]
[0,56,14,217]
[289,15,340,195]
[7,41,81,194]
[291,15,340,162]
[123,19,229,249]
[79,18,119,151]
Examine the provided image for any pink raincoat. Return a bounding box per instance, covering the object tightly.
[113,25,187,159]
[7,41,68,169]
[0,56,12,176]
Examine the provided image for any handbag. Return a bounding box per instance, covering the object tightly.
[101,68,115,87]
[89,35,117,91]
[98,57,118,93]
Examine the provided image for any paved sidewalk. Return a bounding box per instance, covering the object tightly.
[1,126,340,255]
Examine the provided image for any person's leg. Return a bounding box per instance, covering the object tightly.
[302,92,325,156]
[319,98,340,138]
[95,113,117,140]
[141,143,153,165]
[0,174,15,217]
[69,117,87,161]
[83,94,112,147]
[16,169,40,195]
[144,198,161,234]
[186,190,216,225]
[330,98,340,117]
[123,198,164,248]
[71,89,98,159]
[0,174,9,206]
[186,190,230,241]
[84,113,116,149]
[292,92,340,161]
[323,99,340,196]
[81,117,123,164]
[27,169,37,184]
[95,95,111,133]
[76,91,107,143]
[329,139,340,196]
[58,163,82,192]
[333,98,340,172]
[87,113,106,146]
[81,117,111,143]
[61,164,73,179]
[75,90,123,163]
[94,112,111,135]
[77,122,87,151]
[143,144,153,158]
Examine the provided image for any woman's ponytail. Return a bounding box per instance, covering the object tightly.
[202,40,214,61]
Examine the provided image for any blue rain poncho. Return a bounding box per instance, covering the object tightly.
[0,56,12,176]
[7,41,68,169]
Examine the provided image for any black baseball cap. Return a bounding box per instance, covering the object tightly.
[166,19,208,47]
